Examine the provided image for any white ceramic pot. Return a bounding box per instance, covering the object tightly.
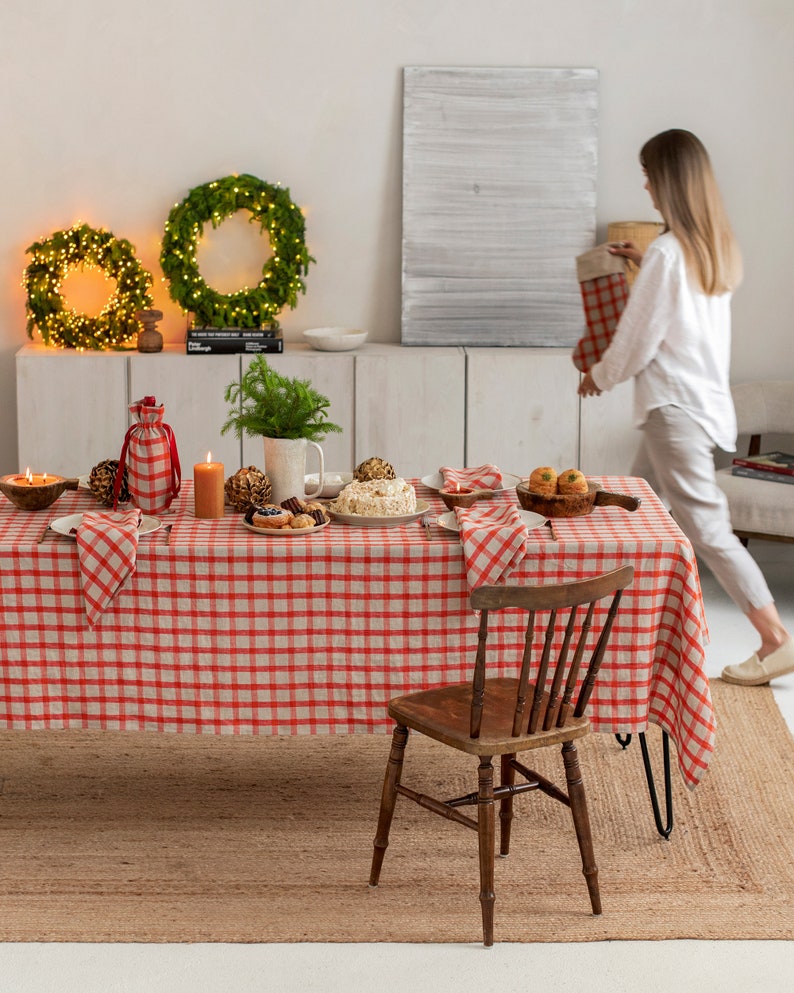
[262,437,324,506]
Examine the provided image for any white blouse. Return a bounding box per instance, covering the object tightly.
[589,231,737,452]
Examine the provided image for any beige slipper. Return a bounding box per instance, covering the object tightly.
[721,638,794,686]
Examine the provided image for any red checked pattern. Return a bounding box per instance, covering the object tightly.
[75,509,142,626]
[454,503,527,589]
[439,464,504,490]
[117,397,181,514]
[0,477,714,788]
[573,273,629,372]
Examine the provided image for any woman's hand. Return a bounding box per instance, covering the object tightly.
[608,239,644,268]
[578,372,602,397]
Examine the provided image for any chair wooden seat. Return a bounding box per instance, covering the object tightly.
[369,565,635,946]
[388,678,591,755]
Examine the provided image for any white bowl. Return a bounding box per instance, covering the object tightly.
[303,327,368,352]
[304,471,353,499]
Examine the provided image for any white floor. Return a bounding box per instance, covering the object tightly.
[2,542,793,993]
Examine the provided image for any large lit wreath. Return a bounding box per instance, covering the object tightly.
[160,174,314,330]
[23,223,154,350]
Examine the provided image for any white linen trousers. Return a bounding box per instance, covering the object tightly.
[632,404,774,614]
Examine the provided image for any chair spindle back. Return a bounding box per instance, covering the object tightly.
[469,566,634,739]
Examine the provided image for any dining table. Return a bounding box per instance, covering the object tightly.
[0,475,714,835]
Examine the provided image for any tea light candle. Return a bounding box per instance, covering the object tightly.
[439,482,478,510]
[193,452,225,519]
[15,468,52,486]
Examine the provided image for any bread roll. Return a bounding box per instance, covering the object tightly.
[290,513,316,529]
[528,466,558,496]
[557,469,588,494]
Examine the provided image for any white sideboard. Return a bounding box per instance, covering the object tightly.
[15,342,639,480]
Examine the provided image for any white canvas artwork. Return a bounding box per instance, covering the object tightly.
[401,67,598,347]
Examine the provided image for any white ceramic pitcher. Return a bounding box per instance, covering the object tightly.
[262,436,324,506]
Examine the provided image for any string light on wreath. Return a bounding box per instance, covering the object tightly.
[159,174,314,330]
[23,223,154,350]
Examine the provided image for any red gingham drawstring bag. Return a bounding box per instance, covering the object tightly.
[572,244,629,373]
[113,396,181,514]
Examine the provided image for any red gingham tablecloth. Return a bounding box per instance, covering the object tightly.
[0,477,713,787]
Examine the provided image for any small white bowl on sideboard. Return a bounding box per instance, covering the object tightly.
[302,327,368,351]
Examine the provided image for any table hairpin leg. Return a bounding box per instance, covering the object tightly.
[614,730,674,840]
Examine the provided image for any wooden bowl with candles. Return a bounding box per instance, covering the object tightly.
[439,484,481,510]
[0,471,80,511]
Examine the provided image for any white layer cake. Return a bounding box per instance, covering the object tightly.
[332,478,416,516]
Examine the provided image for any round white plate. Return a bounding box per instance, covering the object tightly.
[49,513,162,538]
[421,472,524,492]
[436,509,547,533]
[326,499,431,528]
[302,327,368,352]
[243,519,329,537]
[304,472,353,499]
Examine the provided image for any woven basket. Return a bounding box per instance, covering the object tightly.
[607,221,664,286]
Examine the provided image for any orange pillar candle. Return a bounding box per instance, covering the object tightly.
[193,452,225,519]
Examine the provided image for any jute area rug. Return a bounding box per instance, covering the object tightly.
[1,681,792,943]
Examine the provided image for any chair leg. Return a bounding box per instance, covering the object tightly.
[369,724,409,887]
[499,753,515,857]
[561,740,601,916]
[477,756,496,947]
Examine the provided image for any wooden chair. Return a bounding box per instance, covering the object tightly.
[368,566,634,946]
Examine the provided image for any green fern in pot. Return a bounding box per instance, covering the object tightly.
[222,355,342,442]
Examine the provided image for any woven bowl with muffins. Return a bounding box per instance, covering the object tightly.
[517,466,640,518]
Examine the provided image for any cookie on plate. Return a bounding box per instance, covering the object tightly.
[290,513,317,529]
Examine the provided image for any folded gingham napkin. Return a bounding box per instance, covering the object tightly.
[76,509,142,625]
[454,503,528,590]
[439,464,503,490]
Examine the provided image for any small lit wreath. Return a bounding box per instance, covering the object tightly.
[23,223,154,350]
[160,173,314,330]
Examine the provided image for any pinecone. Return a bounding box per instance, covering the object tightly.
[353,456,396,482]
[88,459,130,506]
[225,466,272,512]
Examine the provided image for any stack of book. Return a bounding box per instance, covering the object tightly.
[731,451,794,485]
[186,328,283,355]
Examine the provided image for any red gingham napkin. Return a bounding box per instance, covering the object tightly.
[440,464,503,490]
[76,509,142,626]
[454,503,528,589]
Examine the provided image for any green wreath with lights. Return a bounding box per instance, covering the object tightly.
[160,174,314,330]
[23,223,154,350]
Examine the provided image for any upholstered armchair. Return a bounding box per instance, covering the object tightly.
[715,381,794,544]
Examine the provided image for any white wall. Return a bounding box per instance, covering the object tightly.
[1,0,792,472]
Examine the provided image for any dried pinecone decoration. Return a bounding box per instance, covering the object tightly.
[88,458,130,506]
[225,465,272,512]
[353,456,396,482]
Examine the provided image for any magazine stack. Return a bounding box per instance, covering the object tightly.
[731,451,794,485]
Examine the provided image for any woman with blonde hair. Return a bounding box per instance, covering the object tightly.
[579,129,792,685]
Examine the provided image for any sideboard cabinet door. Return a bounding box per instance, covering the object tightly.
[354,345,465,477]
[578,378,642,476]
[16,344,129,476]
[466,348,580,474]
[129,348,242,470]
